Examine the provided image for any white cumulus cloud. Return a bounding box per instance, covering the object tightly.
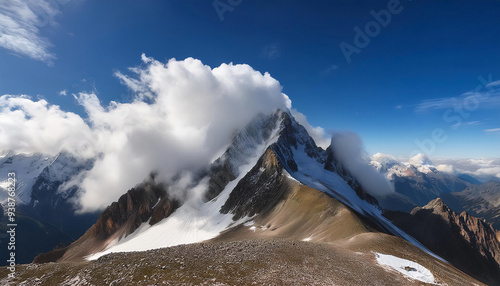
[330,131,394,197]
[0,55,292,212]
[434,158,500,183]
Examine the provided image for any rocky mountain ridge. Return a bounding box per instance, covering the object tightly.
[385,198,500,284]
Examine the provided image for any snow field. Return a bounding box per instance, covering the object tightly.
[375,252,438,284]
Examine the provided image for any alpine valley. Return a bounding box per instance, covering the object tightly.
[1,110,500,285]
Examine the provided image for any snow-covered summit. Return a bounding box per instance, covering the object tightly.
[407,153,436,174]
[0,151,94,206]
[371,153,403,174]
[408,153,434,167]
[372,153,399,165]
[0,152,54,205]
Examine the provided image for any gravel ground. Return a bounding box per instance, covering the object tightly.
[0,238,453,286]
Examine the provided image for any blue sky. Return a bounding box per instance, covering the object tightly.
[1,0,499,158]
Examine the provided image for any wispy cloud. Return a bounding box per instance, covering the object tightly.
[415,95,500,112]
[415,97,456,111]
[487,80,500,88]
[321,64,338,76]
[0,0,60,64]
[262,44,280,59]
[485,128,500,133]
[415,76,500,112]
[452,121,482,128]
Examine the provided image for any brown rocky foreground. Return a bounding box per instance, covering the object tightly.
[0,238,485,286]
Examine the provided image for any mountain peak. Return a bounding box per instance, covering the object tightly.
[371,153,399,165]
[409,153,433,166]
[421,198,450,213]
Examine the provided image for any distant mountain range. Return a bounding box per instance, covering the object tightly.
[370,153,471,212]
[370,153,500,230]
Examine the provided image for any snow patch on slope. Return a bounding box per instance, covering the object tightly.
[375,252,438,284]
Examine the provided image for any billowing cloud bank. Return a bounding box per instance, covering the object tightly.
[330,132,394,196]
[0,55,293,212]
[435,158,500,183]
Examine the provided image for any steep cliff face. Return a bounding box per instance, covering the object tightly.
[384,198,500,284]
[205,112,281,201]
[34,177,179,263]
[94,180,179,239]
[220,149,290,220]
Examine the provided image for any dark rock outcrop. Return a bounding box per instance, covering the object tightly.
[220,149,290,220]
[33,176,179,263]
[94,181,176,239]
[205,112,281,201]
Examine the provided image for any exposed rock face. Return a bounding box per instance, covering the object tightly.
[150,197,178,225]
[94,180,178,239]
[220,149,290,220]
[205,112,281,201]
[384,198,500,284]
[34,177,179,263]
[270,110,325,173]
